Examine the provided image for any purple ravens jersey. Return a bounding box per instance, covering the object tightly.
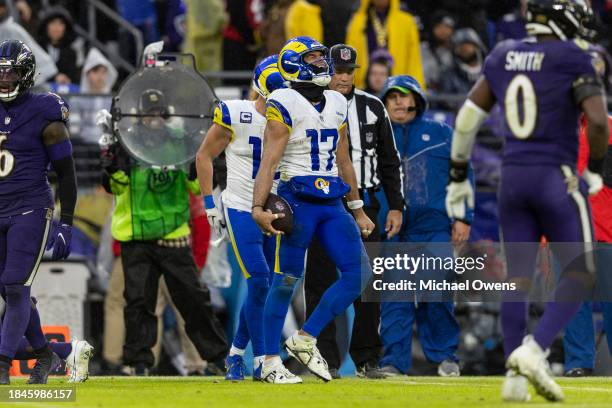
[483,38,600,166]
[0,92,69,217]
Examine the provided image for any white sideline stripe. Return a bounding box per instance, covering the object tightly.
[2,404,58,408]
[384,380,499,387]
[563,386,612,393]
[85,376,223,380]
[24,217,51,287]
[387,381,612,394]
[60,376,612,392]
[560,165,595,273]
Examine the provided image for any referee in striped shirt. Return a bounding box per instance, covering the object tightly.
[304,44,404,379]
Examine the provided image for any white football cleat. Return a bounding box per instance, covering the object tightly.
[261,361,302,384]
[506,335,564,402]
[437,359,460,377]
[502,369,531,402]
[284,332,331,382]
[66,338,94,383]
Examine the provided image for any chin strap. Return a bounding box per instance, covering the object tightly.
[292,82,325,102]
[0,84,20,102]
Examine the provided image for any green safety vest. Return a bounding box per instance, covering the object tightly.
[109,167,199,242]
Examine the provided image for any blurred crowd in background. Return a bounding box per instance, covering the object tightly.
[3,1,610,94]
[1,0,611,377]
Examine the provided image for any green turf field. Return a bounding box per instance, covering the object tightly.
[2,376,612,407]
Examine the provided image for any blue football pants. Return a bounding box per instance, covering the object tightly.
[263,185,368,355]
[225,207,276,357]
[379,229,460,373]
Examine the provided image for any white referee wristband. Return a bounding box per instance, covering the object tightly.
[347,199,364,210]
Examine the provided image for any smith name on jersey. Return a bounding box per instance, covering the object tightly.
[483,38,602,167]
[0,92,69,217]
[265,88,348,180]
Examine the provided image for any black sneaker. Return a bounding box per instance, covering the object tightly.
[132,363,150,376]
[102,362,128,376]
[27,351,61,384]
[564,367,592,377]
[204,359,226,376]
[329,368,341,379]
[0,361,10,385]
[356,362,386,379]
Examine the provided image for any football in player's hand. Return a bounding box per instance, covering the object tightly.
[264,193,294,234]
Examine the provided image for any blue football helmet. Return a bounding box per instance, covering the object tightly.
[380,75,428,115]
[526,0,594,40]
[252,54,288,98]
[0,40,36,102]
[278,36,333,86]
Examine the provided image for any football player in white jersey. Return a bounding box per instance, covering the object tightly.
[251,36,375,383]
[195,55,287,381]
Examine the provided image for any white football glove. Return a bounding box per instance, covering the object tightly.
[98,132,114,147]
[143,41,164,60]
[206,206,226,238]
[95,109,113,133]
[446,180,474,221]
[583,168,603,195]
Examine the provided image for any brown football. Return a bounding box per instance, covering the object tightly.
[264,193,294,234]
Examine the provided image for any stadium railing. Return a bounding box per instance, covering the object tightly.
[60,90,612,189]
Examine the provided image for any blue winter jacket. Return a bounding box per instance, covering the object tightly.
[389,115,475,234]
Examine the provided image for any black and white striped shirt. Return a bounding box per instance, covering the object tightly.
[346,88,404,211]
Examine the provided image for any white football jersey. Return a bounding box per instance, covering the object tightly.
[213,99,276,212]
[266,88,348,180]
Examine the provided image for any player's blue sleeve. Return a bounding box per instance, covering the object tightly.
[266,99,292,131]
[339,115,348,132]
[213,101,235,139]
